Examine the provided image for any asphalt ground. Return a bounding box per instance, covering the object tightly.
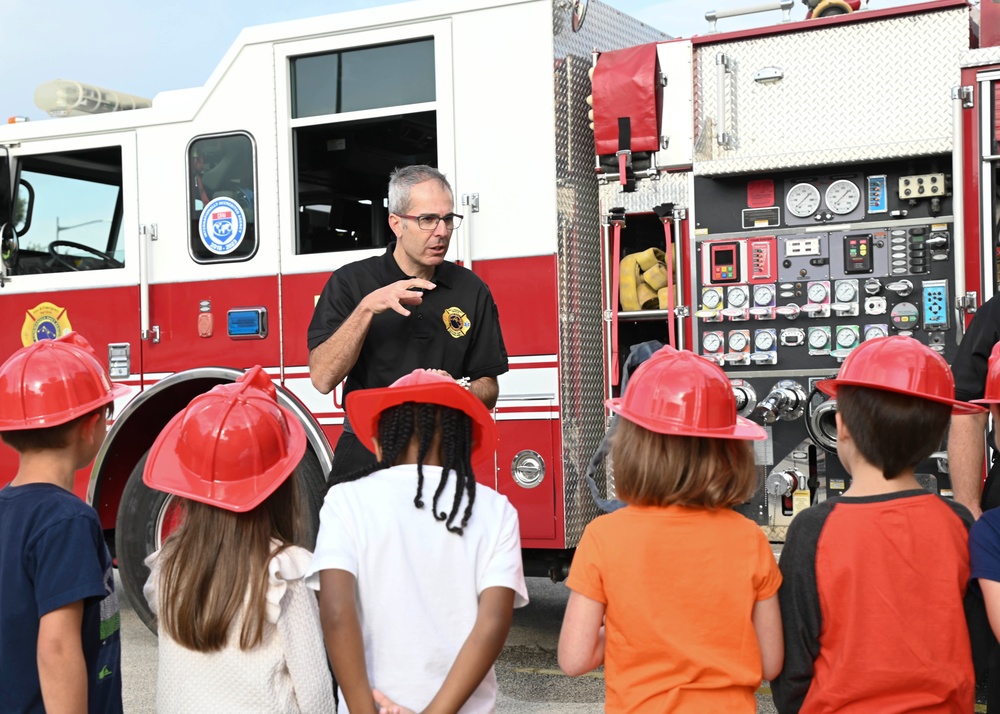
[119,572,787,712]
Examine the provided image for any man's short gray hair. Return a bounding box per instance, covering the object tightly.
[387,165,452,215]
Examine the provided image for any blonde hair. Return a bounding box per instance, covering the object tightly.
[611,419,758,509]
[156,475,299,651]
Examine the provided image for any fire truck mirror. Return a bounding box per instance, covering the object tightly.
[0,223,17,270]
[14,179,33,237]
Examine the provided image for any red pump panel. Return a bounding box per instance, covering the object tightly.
[592,43,661,156]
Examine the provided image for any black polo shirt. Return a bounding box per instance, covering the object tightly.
[307,244,509,401]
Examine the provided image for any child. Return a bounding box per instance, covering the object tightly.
[306,369,529,714]
[968,344,1000,676]
[558,347,782,713]
[0,332,126,713]
[772,335,982,712]
[141,366,335,713]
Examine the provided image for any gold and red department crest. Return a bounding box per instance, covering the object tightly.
[442,307,471,339]
[21,301,73,346]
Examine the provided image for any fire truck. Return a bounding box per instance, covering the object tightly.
[0,0,665,628]
[1,0,996,630]
[590,0,1000,541]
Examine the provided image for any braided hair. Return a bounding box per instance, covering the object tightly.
[338,402,478,534]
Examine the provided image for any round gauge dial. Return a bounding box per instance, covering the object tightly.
[864,325,888,341]
[753,285,774,306]
[835,281,857,302]
[808,329,829,349]
[825,179,861,215]
[728,288,748,307]
[728,332,749,352]
[836,328,856,348]
[807,282,829,303]
[703,333,722,352]
[754,331,775,351]
[702,290,721,309]
[786,182,821,218]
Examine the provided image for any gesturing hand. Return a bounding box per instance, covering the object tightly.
[361,279,436,317]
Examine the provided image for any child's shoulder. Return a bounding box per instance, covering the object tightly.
[2,483,95,521]
[973,506,1000,540]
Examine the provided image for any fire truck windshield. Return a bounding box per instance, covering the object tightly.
[6,146,124,275]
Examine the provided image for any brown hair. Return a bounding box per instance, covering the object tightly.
[835,384,951,479]
[0,405,106,452]
[156,474,299,651]
[611,418,758,508]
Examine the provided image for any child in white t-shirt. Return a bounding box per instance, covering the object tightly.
[307,369,528,714]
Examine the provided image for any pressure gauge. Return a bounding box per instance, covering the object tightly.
[729,332,749,352]
[786,182,821,218]
[754,331,775,351]
[808,329,829,349]
[807,282,829,303]
[753,284,775,306]
[836,327,857,348]
[864,324,888,341]
[728,287,748,307]
[825,179,861,215]
[834,281,857,303]
[702,289,722,309]
[703,333,722,352]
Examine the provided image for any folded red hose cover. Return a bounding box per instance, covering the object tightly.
[592,42,660,156]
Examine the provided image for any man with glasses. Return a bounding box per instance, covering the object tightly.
[307,165,509,481]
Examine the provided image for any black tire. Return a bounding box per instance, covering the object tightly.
[115,448,329,634]
[115,451,170,633]
[818,7,848,16]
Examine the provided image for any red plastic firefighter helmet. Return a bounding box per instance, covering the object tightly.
[606,347,767,440]
[0,331,129,431]
[971,342,1000,406]
[347,369,498,467]
[143,365,307,512]
[817,335,984,414]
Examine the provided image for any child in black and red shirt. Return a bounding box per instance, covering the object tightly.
[772,335,983,713]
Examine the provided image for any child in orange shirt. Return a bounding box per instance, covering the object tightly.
[558,347,783,713]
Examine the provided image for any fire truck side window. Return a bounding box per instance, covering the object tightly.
[8,146,124,275]
[289,39,437,255]
[188,134,257,263]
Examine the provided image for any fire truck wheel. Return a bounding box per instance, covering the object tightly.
[115,451,168,633]
[115,448,329,634]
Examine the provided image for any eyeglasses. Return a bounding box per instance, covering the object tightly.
[395,213,463,232]
[105,402,115,425]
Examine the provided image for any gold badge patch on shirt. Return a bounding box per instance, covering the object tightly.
[443,307,471,339]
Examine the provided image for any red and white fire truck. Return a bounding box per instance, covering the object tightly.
[590,0,1000,541]
[1,0,998,629]
[0,0,664,627]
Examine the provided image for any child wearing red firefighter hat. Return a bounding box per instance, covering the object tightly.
[141,366,335,713]
[0,332,126,714]
[306,369,528,714]
[558,346,783,713]
[772,335,985,713]
[968,343,1000,674]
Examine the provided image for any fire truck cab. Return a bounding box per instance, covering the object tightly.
[0,0,663,628]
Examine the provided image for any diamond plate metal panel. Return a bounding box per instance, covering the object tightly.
[964,47,1000,69]
[598,172,689,215]
[552,0,666,547]
[693,7,967,175]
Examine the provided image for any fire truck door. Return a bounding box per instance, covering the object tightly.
[137,130,280,378]
[980,74,1000,298]
[0,132,141,485]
